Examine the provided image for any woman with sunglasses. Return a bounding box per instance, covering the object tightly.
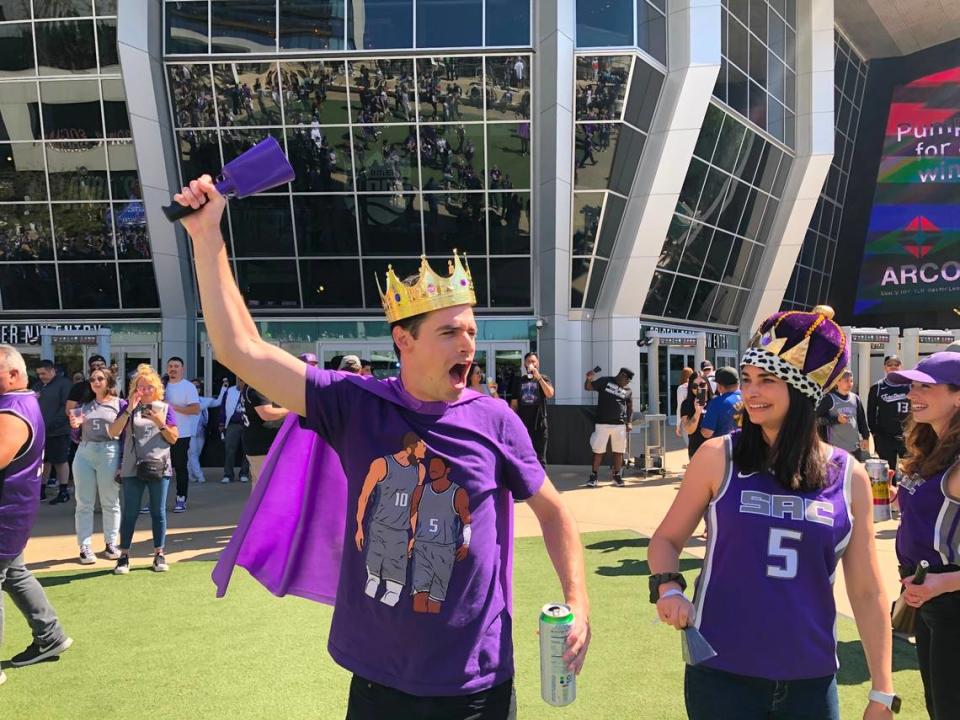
[679,371,713,459]
[68,368,126,565]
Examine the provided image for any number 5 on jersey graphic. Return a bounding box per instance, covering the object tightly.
[767,528,802,579]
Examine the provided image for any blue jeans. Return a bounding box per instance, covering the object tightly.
[119,475,170,551]
[684,665,840,720]
[72,440,121,548]
[187,432,205,482]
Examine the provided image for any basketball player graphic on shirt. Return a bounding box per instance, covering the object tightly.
[408,456,472,614]
[355,432,427,607]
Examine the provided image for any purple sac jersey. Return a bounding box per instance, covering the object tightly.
[0,389,46,561]
[693,433,854,680]
[896,464,960,569]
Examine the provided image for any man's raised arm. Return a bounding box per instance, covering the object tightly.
[175,175,306,416]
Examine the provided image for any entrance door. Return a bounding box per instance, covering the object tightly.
[666,349,696,422]
[113,345,158,391]
[318,343,399,378]
[715,351,737,371]
[481,342,527,402]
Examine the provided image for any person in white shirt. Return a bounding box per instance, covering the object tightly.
[162,357,200,513]
[187,378,224,484]
[674,367,695,443]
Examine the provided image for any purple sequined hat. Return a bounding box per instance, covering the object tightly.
[741,305,849,403]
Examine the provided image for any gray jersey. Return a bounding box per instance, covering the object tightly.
[414,481,462,545]
[371,455,421,530]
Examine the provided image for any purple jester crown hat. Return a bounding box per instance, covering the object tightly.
[741,305,849,403]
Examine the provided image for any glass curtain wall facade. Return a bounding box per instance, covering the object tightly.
[570,54,663,309]
[781,31,867,311]
[642,104,793,326]
[164,1,533,313]
[0,0,159,313]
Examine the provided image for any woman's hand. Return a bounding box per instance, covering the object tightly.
[127,389,143,412]
[902,572,950,607]
[863,701,894,720]
[68,413,83,429]
[656,592,696,630]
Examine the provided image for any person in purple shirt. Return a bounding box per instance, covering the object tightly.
[0,345,73,686]
[649,307,898,719]
[174,176,590,720]
[888,352,960,719]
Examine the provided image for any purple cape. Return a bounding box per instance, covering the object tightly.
[211,375,485,605]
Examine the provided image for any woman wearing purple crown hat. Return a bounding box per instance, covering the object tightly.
[649,306,899,719]
[887,351,960,720]
[173,176,591,720]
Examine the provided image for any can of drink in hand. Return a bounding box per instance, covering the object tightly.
[539,603,576,706]
[865,458,891,522]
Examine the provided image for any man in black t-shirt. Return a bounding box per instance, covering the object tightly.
[241,383,289,487]
[866,355,910,474]
[509,352,554,468]
[584,367,634,487]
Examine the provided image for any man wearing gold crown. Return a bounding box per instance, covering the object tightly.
[173,177,590,719]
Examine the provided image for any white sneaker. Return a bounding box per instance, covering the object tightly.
[197,475,206,484]
[221,476,231,484]
[79,547,95,565]
[239,475,250,483]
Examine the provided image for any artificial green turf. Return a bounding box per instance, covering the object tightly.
[2,531,924,719]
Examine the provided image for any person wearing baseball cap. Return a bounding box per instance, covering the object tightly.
[888,351,960,720]
[299,353,319,367]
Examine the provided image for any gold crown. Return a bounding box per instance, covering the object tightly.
[376,251,476,323]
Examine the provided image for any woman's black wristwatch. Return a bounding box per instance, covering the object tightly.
[649,572,687,603]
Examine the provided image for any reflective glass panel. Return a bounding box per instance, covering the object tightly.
[687,280,718,322]
[220,128,284,166]
[279,0,346,51]
[489,257,529,307]
[281,61,349,125]
[709,283,741,325]
[51,203,114,260]
[0,263,59,310]
[416,57,484,122]
[293,195,359,256]
[423,190,486,254]
[34,0,92,17]
[46,141,109,200]
[176,130,221,184]
[575,124,615,190]
[300,259,364,308]
[355,193,422,255]
[108,141,142,200]
[352,125,419,190]
[0,81,41,142]
[213,62,282,126]
[349,58,416,123]
[608,124,645,195]
[486,0,531,46]
[485,56,530,120]
[165,1,209,55]
[118,262,159,308]
[663,273,695,318]
[419,124,484,191]
[0,142,47,201]
[236,260,300,308]
[596,193,625,257]
[347,0,413,51]
[287,125,353,192]
[41,79,102,139]
[488,191,529,254]
[0,2,32,21]
[641,269,672,315]
[713,114,746,172]
[36,20,97,76]
[575,55,630,121]
[0,22,35,78]
[572,193,603,255]
[658,215,691,272]
[112,202,148,258]
[211,1,277,54]
[0,204,53,260]
[96,0,118,14]
[576,0,633,48]
[624,59,663,131]
[97,19,118,73]
[677,158,707,217]
[486,123,529,188]
[677,222,712,277]
[571,257,590,307]
[168,64,216,128]
[361,257,421,306]
[636,2,666,65]
[416,0,482,49]
[101,78,130,138]
[229,196,295,257]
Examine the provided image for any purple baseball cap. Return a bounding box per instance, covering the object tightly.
[887,352,960,386]
[298,352,318,365]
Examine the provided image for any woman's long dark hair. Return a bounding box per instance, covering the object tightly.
[732,383,827,491]
[902,384,960,479]
[682,371,713,418]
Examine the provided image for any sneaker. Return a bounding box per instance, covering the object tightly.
[78,547,95,565]
[10,636,73,667]
[49,487,70,505]
[613,474,625,487]
[221,476,232,484]
[46,477,58,487]
[239,475,250,483]
[114,555,130,575]
[104,543,120,560]
[586,473,599,488]
[152,553,169,572]
[197,475,206,484]
[173,496,186,513]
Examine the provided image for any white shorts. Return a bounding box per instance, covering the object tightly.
[590,424,627,454]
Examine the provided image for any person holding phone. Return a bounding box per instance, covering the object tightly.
[679,371,714,459]
[510,352,554,468]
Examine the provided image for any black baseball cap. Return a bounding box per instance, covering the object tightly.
[618,367,635,379]
[700,360,714,370]
[715,367,739,386]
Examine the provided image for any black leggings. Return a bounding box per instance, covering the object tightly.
[346,675,516,720]
[915,590,960,719]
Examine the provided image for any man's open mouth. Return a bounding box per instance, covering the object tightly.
[449,363,470,389]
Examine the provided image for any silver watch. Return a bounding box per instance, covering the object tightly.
[868,690,901,714]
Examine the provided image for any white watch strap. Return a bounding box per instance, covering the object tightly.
[868,690,895,708]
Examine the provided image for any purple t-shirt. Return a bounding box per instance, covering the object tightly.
[303,366,545,696]
[0,390,46,561]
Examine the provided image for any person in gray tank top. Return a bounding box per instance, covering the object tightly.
[410,456,472,614]
[816,370,870,461]
[355,432,426,607]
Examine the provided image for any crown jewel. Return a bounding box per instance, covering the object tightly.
[376,251,476,323]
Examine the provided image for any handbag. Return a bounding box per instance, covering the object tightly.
[132,406,167,482]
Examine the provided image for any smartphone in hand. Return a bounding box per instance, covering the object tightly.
[591,365,602,374]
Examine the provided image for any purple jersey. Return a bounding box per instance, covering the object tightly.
[693,433,854,680]
[0,389,46,561]
[895,465,959,569]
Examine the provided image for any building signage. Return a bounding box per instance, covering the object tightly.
[851,331,890,343]
[0,324,104,346]
[642,324,731,350]
[919,333,957,344]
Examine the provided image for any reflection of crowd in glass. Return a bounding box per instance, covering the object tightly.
[169,65,216,127]
[288,126,346,192]
[282,63,344,124]
[485,56,531,118]
[115,224,149,259]
[215,65,281,125]
[57,226,112,260]
[572,203,602,255]
[0,222,49,260]
[575,58,629,121]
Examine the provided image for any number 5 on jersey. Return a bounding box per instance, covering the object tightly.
[767,528,802,579]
